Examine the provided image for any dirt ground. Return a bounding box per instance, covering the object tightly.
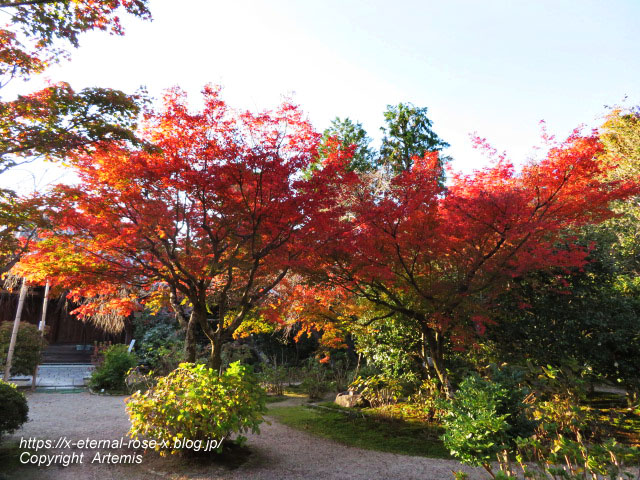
[3,391,483,480]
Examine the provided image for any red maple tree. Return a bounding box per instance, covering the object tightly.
[302,132,639,392]
[16,85,320,368]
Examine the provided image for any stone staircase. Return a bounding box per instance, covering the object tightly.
[41,344,93,364]
[10,344,95,389]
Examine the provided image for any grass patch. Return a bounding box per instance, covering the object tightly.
[268,405,450,458]
[265,395,288,404]
[284,384,304,394]
[317,401,351,411]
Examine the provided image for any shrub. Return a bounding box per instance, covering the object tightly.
[513,365,640,480]
[136,322,183,375]
[91,341,112,364]
[440,367,535,477]
[258,364,288,396]
[125,367,156,393]
[0,322,47,376]
[515,436,640,480]
[89,344,138,392]
[126,362,266,455]
[329,354,354,392]
[349,374,404,407]
[0,380,28,439]
[301,360,331,400]
[353,318,423,384]
[407,378,444,421]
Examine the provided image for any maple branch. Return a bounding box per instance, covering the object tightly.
[341,275,416,319]
[227,304,251,339]
[212,265,235,335]
[360,310,395,326]
[393,241,434,303]
[459,236,506,294]
[0,226,37,275]
[197,190,227,256]
[251,267,289,304]
[168,287,188,330]
[465,231,533,298]
[117,205,189,285]
[155,233,201,288]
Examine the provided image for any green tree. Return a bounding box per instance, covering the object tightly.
[380,102,450,176]
[597,108,640,281]
[318,117,375,172]
[2,0,150,51]
[489,258,640,403]
[0,191,42,275]
[0,83,144,174]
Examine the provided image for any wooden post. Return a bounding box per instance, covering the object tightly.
[31,280,50,390]
[3,278,28,382]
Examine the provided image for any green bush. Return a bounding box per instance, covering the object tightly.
[89,344,138,392]
[301,360,331,400]
[515,435,639,480]
[407,378,444,421]
[441,367,535,477]
[447,366,640,479]
[0,380,28,439]
[258,364,288,396]
[329,353,354,392]
[513,365,640,480]
[126,362,266,455]
[0,322,47,376]
[349,374,404,407]
[136,323,183,375]
[353,318,423,385]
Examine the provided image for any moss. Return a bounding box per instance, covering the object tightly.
[268,405,449,458]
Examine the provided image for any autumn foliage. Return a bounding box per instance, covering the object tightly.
[16,86,320,368]
[300,132,639,390]
[14,82,639,382]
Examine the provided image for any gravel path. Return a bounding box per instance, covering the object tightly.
[4,392,483,480]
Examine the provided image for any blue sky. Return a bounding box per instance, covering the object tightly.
[4,0,640,192]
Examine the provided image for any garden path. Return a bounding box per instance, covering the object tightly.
[6,392,483,480]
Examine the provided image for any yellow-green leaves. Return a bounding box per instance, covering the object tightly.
[125,361,266,456]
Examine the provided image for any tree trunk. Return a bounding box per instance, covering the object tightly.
[184,313,197,363]
[431,352,451,398]
[191,304,224,372]
[3,278,28,382]
[169,290,197,363]
[32,280,50,390]
[423,328,452,397]
[418,332,435,381]
[209,336,223,372]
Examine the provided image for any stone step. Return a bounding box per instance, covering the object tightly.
[10,363,95,388]
[42,344,93,364]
